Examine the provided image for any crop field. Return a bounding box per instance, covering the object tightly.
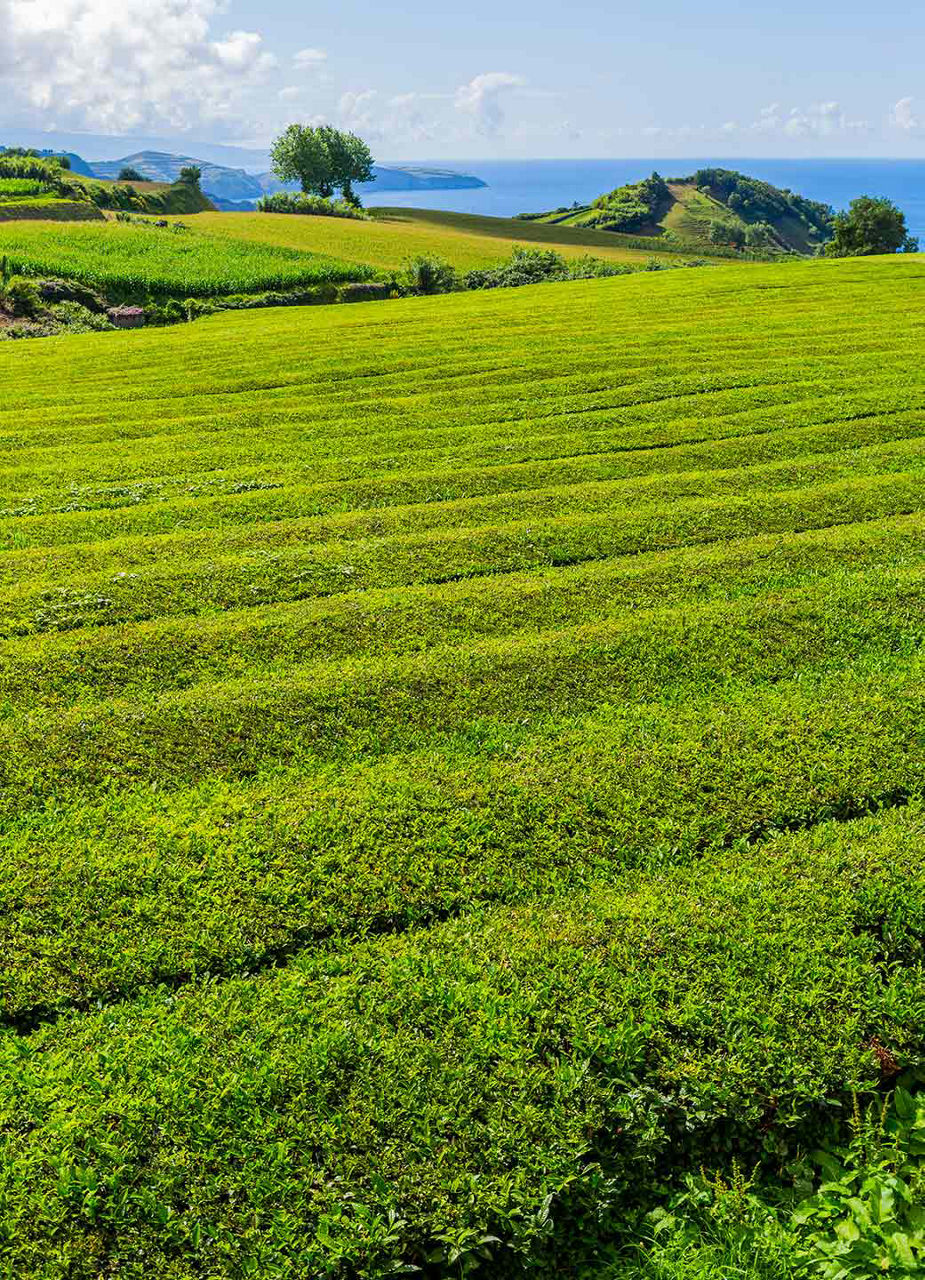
[0,218,372,297]
[179,206,720,271]
[1,254,925,1276]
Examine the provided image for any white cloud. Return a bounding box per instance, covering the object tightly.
[891,97,921,132]
[0,0,276,134]
[293,47,327,70]
[749,101,869,139]
[455,71,526,135]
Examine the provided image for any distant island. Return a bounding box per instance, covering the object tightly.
[520,168,836,255]
[85,151,486,210]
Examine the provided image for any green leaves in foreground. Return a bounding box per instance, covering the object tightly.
[1,805,924,1277]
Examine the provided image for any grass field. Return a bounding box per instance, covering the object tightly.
[2,254,925,1276]
[0,218,371,297]
[178,206,726,271]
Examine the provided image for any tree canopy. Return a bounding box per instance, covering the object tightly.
[270,125,375,206]
[824,196,919,257]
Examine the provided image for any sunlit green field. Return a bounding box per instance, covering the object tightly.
[2,256,925,1276]
[179,205,726,270]
[0,217,371,296]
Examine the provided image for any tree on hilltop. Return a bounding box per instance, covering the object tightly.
[119,166,146,182]
[270,124,375,206]
[178,165,202,187]
[825,196,918,256]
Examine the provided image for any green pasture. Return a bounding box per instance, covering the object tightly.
[0,253,924,1275]
[179,205,729,270]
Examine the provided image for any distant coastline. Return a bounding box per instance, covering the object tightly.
[372,158,925,242]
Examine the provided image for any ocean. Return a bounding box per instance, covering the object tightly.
[373,158,925,243]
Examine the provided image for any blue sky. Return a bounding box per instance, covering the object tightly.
[2,0,924,159]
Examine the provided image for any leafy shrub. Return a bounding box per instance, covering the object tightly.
[47,302,115,333]
[256,191,368,219]
[465,247,634,291]
[401,253,459,295]
[627,1087,925,1279]
[0,177,48,200]
[465,246,570,289]
[0,275,41,317]
[794,1088,925,1275]
[338,281,394,303]
[117,166,146,182]
[36,277,107,312]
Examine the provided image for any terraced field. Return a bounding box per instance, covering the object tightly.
[2,255,925,1277]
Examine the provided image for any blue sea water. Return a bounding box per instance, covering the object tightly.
[374,158,925,243]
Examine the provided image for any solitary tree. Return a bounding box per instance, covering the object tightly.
[825,196,918,256]
[178,165,202,187]
[271,125,336,197]
[319,126,374,206]
[118,166,145,182]
[270,124,375,205]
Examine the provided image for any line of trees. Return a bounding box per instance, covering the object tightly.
[269,125,374,207]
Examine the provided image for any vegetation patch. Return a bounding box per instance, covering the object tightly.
[0,218,372,300]
[1,254,924,1274]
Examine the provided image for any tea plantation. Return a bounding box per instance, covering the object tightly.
[1,254,925,1277]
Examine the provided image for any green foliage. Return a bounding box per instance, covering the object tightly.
[0,219,372,299]
[464,244,634,288]
[588,171,671,231]
[0,255,924,1272]
[46,301,114,333]
[0,273,41,316]
[624,1088,925,1280]
[0,178,48,201]
[825,196,919,257]
[117,166,146,182]
[794,1089,925,1276]
[318,124,374,206]
[270,124,375,204]
[687,168,835,241]
[401,252,459,294]
[178,164,202,187]
[256,191,368,218]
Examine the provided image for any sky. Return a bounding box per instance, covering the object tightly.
[2,0,925,160]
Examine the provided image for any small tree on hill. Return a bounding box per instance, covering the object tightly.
[825,196,918,256]
[119,166,146,182]
[319,126,374,206]
[271,124,375,205]
[178,165,202,188]
[271,125,336,197]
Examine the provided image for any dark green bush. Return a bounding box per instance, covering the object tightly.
[338,281,394,303]
[1,274,42,317]
[256,191,368,219]
[401,253,459,295]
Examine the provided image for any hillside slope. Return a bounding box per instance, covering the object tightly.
[0,257,924,1274]
[533,168,834,254]
[178,206,734,271]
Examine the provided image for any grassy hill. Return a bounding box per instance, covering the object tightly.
[531,168,834,255]
[176,205,733,271]
[0,153,215,220]
[0,253,924,1274]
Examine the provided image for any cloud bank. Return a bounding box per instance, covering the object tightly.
[0,0,276,134]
